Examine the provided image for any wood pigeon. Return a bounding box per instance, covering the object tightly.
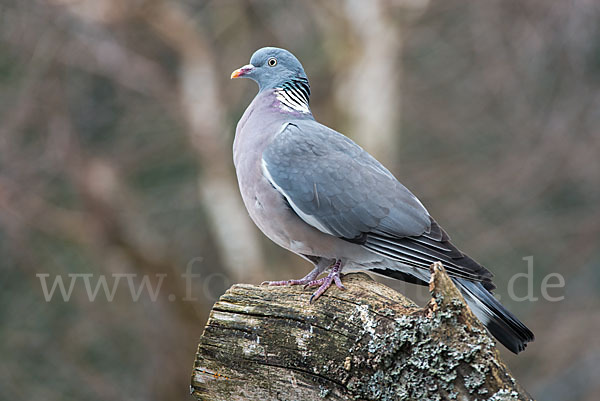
[231,47,534,354]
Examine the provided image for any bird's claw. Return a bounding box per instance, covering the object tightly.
[309,278,345,304]
[262,260,345,303]
[262,278,310,286]
[261,265,323,287]
[307,260,344,303]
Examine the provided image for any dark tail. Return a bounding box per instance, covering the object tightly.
[456,278,535,354]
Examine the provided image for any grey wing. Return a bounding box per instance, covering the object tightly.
[365,220,495,288]
[261,121,431,241]
[262,121,494,286]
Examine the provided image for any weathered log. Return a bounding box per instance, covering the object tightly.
[191,262,532,400]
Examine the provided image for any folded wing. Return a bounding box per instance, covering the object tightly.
[262,120,494,287]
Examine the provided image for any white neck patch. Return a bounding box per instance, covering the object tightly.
[274,87,310,114]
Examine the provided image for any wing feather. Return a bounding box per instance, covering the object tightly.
[262,120,494,287]
[262,121,430,239]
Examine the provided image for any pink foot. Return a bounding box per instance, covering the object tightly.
[303,260,345,303]
[261,264,321,287]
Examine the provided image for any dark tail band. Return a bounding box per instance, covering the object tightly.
[457,278,535,354]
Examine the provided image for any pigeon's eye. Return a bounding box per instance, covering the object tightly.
[267,57,277,67]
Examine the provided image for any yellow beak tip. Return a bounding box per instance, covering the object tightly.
[231,64,254,80]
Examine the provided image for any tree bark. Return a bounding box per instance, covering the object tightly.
[191,262,533,401]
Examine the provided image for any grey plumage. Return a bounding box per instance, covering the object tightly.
[262,121,429,240]
[231,47,534,354]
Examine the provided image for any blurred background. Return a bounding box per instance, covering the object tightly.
[1,0,599,400]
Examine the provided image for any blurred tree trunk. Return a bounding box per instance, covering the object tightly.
[192,263,532,400]
[335,0,429,169]
[139,0,265,282]
[53,0,266,282]
[336,0,401,167]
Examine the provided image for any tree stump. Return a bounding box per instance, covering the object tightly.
[191,262,533,400]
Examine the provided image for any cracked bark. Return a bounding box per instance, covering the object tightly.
[191,262,533,401]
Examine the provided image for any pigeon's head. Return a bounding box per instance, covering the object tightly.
[231,47,308,91]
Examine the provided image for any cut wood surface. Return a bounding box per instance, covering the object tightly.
[191,262,533,400]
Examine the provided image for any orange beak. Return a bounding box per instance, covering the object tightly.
[231,64,255,79]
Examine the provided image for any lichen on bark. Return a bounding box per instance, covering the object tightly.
[191,262,532,401]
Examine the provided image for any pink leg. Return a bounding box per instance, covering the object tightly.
[261,264,322,287]
[303,260,345,303]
